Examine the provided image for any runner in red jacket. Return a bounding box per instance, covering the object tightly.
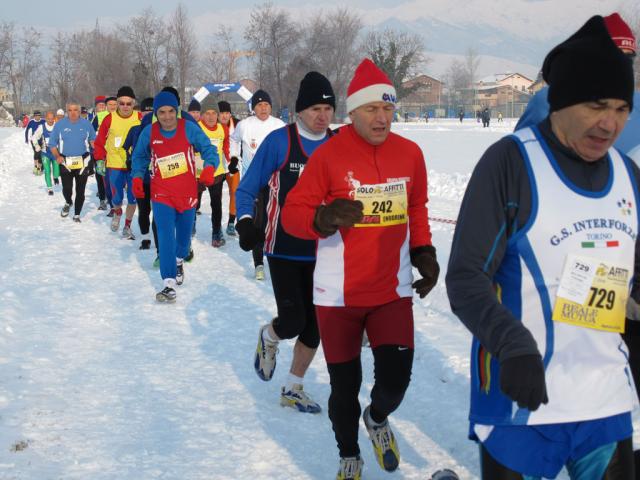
[281,58,440,480]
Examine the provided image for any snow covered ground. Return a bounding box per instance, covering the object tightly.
[0,119,567,480]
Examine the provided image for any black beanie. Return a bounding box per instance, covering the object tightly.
[295,71,335,113]
[140,97,154,112]
[251,90,272,110]
[188,99,201,112]
[105,96,116,103]
[543,15,634,112]
[161,86,180,105]
[117,85,136,99]
[218,101,231,113]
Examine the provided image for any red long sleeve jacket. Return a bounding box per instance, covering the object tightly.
[281,125,432,307]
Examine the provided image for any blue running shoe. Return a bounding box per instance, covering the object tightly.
[254,324,278,381]
[280,384,321,413]
[363,406,400,472]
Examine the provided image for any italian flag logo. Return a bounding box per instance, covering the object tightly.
[581,240,619,248]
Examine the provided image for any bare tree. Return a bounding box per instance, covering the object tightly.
[0,22,12,75]
[76,20,135,100]
[443,47,481,110]
[464,47,481,87]
[297,8,363,118]
[122,8,170,95]
[363,28,427,100]
[245,2,300,112]
[1,24,41,115]
[48,32,78,107]
[444,58,468,107]
[169,3,198,105]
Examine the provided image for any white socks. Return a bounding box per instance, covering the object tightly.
[285,373,304,392]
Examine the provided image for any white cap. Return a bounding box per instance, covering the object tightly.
[56,109,64,116]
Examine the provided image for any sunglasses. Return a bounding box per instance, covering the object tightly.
[118,101,133,107]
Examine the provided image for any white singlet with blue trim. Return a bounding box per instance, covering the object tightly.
[472,127,639,428]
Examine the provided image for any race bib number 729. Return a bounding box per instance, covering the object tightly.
[552,254,629,333]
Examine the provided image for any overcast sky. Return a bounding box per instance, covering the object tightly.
[4,0,630,34]
[3,0,634,77]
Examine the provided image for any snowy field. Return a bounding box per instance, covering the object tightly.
[0,119,577,480]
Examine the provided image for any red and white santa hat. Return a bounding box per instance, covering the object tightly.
[346,59,397,113]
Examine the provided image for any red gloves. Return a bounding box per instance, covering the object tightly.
[132,177,145,199]
[199,165,215,186]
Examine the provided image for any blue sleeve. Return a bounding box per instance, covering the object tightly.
[514,87,549,131]
[236,128,288,219]
[87,120,96,141]
[48,123,61,150]
[123,127,136,159]
[185,121,219,170]
[25,121,34,142]
[131,124,152,179]
[140,113,152,130]
[182,111,197,124]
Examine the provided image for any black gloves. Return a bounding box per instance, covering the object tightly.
[236,217,264,251]
[313,199,364,237]
[410,245,440,298]
[499,354,548,411]
[228,156,239,175]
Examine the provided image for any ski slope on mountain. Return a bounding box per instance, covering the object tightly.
[0,120,579,480]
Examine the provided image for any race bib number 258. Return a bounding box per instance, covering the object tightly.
[157,152,188,179]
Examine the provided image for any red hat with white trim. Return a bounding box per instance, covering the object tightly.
[604,13,636,54]
[346,58,397,113]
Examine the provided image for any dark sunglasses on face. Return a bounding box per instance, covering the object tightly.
[118,101,133,106]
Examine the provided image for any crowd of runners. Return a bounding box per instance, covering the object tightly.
[16,11,640,480]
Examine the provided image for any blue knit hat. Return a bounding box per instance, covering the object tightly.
[153,91,179,114]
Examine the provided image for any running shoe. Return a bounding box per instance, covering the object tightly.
[122,226,135,240]
[280,384,321,413]
[106,208,115,218]
[60,204,71,217]
[336,456,363,480]
[226,222,236,236]
[111,212,122,232]
[72,215,81,223]
[156,287,176,303]
[176,263,184,285]
[153,256,160,269]
[255,264,265,281]
[211,231,226,248]
[97,200,108,211]
[184,249,194,263]
[431,469,460,480]
[254,324,278,381]
[47,189,53,196]
[139,239,151,250]
[363,406,400,472]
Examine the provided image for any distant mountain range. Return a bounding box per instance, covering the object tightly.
[363,0,630,80]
